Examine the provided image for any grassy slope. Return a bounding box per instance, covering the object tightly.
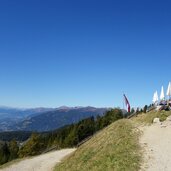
[55,119,141,171]
[132,110,171,124]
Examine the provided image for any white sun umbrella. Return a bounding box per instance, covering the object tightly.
[155,91,159,102]
[152,91,158,104]
[160,86,165,101]
[166,82,171,97]
[152,92,156,103]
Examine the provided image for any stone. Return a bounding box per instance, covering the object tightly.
[166,116,171,121]
[153,118,160,123]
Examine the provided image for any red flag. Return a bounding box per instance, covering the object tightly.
[123,94,131,113]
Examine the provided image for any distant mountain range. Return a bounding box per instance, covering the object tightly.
[0,107,54,119]
[0,106,108,132]
[0,107,55,131]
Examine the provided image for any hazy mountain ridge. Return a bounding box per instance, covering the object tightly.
[10,107,108,132]
[0,107,55,131]
[0,107,54,119]
[0,106,108,132]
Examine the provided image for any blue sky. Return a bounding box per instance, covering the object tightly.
[0,0,170,108]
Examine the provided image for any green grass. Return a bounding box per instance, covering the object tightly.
[54,119,141,171]
[132,110,171,124]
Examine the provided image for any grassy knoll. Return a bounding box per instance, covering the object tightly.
[132,110,171,124]
[54,119,141,171]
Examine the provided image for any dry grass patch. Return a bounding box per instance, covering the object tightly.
[132,110,171,124]
[54,119,141,171]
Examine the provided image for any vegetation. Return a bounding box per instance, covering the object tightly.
[55,119,141,171]
[18,133,46,157]
[1,107,170,169]
[18,109,123,155]
[54,107,171,171]
[8,140,19,161]
[132,110,171,124]
[0,131,32,142]
[0,140,19,165]
[0,108,123,165]
[143,105,148,113]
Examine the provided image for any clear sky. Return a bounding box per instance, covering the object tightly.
[0,0,170,108]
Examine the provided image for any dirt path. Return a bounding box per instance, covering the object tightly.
[140,117,171,171]
[0,149,76,171]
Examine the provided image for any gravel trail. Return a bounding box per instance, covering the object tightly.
[0,149,76,171]
[140,117,171,171]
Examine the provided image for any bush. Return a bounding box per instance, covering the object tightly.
[18,133,46,157]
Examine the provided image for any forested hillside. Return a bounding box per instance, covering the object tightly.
[0,131,32,142]
[0,108,123,165]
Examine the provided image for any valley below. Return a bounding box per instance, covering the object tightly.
[0,107,107,132]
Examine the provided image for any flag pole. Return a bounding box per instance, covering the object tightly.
[123,92,125,110]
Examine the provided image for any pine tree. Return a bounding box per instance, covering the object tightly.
[0,142,10,165]
[8,140,19,161]
[143,105,148,113]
